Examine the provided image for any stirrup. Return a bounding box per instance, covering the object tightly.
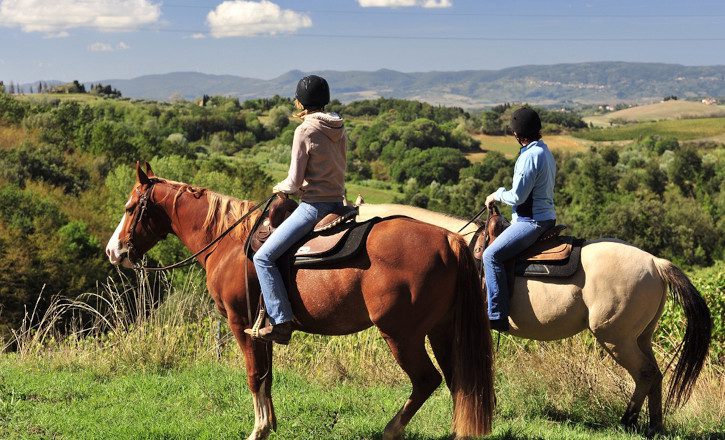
[244,305,268,338]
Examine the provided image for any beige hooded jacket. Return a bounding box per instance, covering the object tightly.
[273,112,347,203]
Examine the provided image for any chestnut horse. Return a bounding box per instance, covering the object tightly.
[105,163,495,440]
[357,203,713,436]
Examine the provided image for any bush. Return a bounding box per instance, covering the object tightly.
[389,147,470,185]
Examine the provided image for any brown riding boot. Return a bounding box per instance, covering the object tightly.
[246,321,293,345]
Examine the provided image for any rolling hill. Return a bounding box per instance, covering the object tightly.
[14,62,725,108]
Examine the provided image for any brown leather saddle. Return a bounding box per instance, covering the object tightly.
[245,197,377,267]
[470,207,582,278]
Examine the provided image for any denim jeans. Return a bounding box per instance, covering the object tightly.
[482,219,555,321]
[253,201,343,325]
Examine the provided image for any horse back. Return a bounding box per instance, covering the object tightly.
[291,216,462,335]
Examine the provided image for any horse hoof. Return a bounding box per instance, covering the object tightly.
[620,412,639,430]
[646,425,664,438]
[246,427,271,440]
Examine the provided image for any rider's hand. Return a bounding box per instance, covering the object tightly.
[485,193,497,208]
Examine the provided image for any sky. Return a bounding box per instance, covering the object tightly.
[1,0,724,84]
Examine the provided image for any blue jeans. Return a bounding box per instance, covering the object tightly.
[482,219,555,321]
[253,201,342,325]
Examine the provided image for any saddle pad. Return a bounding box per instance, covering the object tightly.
[293,218,379,268]
[515,240,583,277]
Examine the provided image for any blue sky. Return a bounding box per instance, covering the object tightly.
[1,0,724,83]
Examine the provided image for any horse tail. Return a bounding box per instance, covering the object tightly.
[653,257,712,410]
[448,234,495,436]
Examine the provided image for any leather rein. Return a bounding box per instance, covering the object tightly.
[124,180,275,272]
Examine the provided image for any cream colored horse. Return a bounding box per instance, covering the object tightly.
[358,203,712,435]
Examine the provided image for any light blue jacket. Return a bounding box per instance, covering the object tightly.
[494,140,556,222]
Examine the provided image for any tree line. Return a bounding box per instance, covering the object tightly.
[0,92,721,341]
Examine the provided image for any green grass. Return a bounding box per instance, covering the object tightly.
[4,355,716,440]
[17,93,100,103]
[0,209,720,440]
[574,118,725,142]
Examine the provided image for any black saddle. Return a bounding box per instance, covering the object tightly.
[470,208,582,278]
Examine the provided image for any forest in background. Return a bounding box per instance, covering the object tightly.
[0,91,722,352]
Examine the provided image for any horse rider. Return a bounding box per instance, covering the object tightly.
[483,107,557,332]
[246,75,347,344]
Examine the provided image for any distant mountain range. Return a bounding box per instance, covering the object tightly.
[22,62,725,107]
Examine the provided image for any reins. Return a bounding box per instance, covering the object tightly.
[457,204,489,234]
[132,190,276,272]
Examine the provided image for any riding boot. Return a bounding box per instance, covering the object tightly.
[489,318,510,332]
[246,321,293,345]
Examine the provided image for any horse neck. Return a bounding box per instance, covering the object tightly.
[154,183,216,265]
[153,182,255,266]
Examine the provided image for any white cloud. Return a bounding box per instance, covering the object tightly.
[206,0,312,38]
[43,31,70,39]
[191,33,206,39]
[0,0,161,34]
[88,42,114,52]
[358,0,452,7]
[88,41,130,52]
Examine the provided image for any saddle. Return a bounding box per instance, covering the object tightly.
[245,197,376,267]
[471,207,581,278]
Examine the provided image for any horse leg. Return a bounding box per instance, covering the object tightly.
[594,332,661,431]
[428,321,454,391]
[638,314,664,436]
[380,333,442,440]
[640,339,663,436]
[228,314,276,440]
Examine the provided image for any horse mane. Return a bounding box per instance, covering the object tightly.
[159,178,262,241]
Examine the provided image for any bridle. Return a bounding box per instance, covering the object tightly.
[122,179,276,272]
[124,180,158,263]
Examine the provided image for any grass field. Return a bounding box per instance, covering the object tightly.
[468,134,589,161]
[2,338,722,440]
[573,117,725,143]
[1,262,722,440]
[16,93,101,103]
[584,101,725,127]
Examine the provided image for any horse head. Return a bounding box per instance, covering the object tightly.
[105,161,171,267]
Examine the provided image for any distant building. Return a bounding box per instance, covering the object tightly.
[702,98,718,105]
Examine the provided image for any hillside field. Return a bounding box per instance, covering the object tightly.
[468,134,589,161]
[584,101,725,127]
[574,117,725,143]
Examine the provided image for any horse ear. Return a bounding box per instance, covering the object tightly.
[145,161,156,178]
[136,161,150,185]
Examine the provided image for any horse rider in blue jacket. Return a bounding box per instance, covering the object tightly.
[483,107,557,332]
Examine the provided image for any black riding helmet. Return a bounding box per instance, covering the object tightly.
[295,75,330,109]
[510,107,542,140]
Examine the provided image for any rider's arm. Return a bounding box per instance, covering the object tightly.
[493,153,536,206]
[273,126,310,195]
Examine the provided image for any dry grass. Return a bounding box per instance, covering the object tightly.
[468,134,588,161]
[0,125,31,150]
[585,101,725,127]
